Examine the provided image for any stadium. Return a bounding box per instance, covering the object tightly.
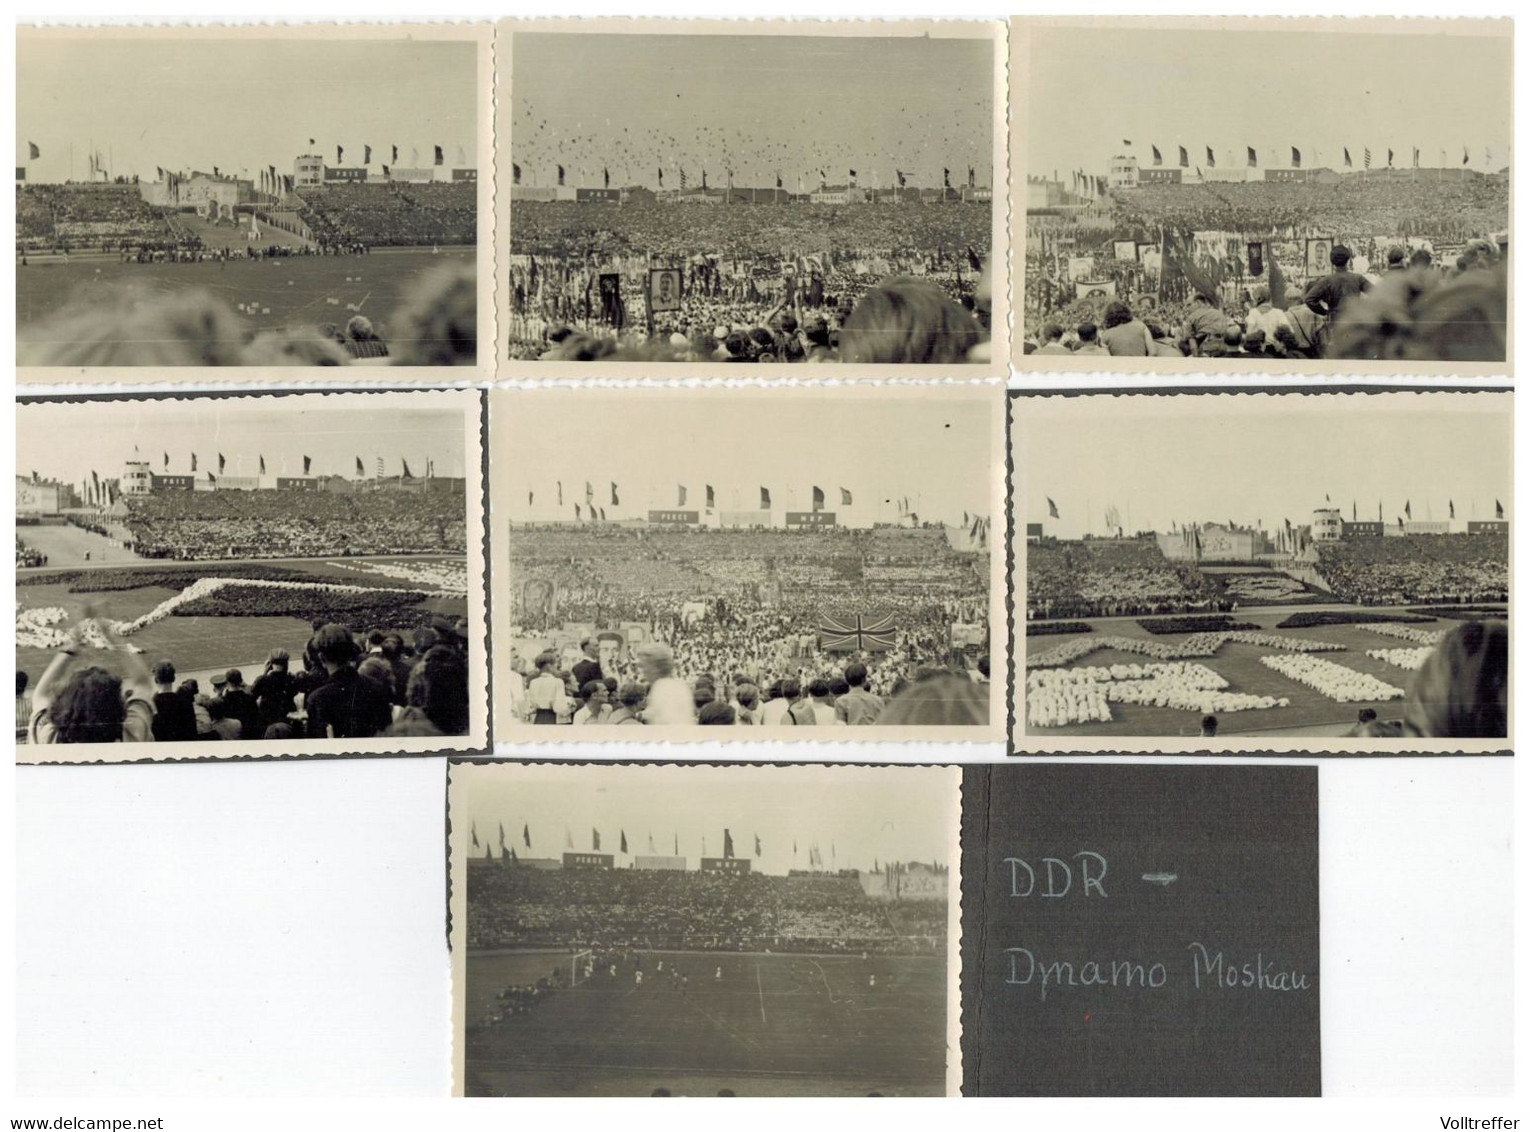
[506,27,999,364]
[1015,390,1511,743]
[16,32,481,366]
[497,391,998,730]
[1018,20,1511,363]
[1022,515,1508,739]
[16,395,478,748]
[456,764,958,1096]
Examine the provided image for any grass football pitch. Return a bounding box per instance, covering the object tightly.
[464,949,949,1097]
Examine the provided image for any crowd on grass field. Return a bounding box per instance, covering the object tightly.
[465,865,947,955]
[1024,177,1508,362]
[17,612,472,746]
[506,526,990,725]
[507,201,993,363]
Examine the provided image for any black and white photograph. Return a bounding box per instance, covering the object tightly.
[1014,17,1511,373]
[501,19,1006,374]
[449,761,962,1096]
[492,385,1003,740]
[17,24,490,376]
[963,764,1320,1096]
[15,389,488,760]
[1013,390,1510,754]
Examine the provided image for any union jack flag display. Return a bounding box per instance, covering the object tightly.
[818,613,896,652]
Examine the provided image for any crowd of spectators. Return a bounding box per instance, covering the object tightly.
[294,183,475,249]
[19,612,472,745]
[466,865,946,955]
[506,525,990,724]
[16,537,48,568]
[507,201,992,363]
[1026,540,1225,620]
[118,488,466,560]
[16,184,180,253]
[1314,534,1509,606]
[1023,176,1508,362]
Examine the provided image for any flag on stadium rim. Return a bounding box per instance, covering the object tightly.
[760,486,771,509]
[1177,145,1188,168]
[610,482,620,507]
[812,485,825,512]
[755,835,762,858]
[1291,147,1301,169]
[706,484,715,510]
[592,828,601,852]
[303,455,311,475]
[677,484,687,507]
[522,824,531,849]
[1246,146,1257,168]
[840,487,852,506]
[557,481,563,506]
[470,822,479,848]
[28,141,39,159]
[1344,147,1353,168]
[392,145,399,164]
[498,823,505,849]
[1364,147,1372,169]
[402,458,413,479]
[434,146,444,166]
[355,456,364,477]
[364,144,372,165]
[723,829,735,859]
[1496,500,1504,518]
[557,164,565,186]
[620,830,628,854]
[1205,145,1215,168]
[585,481,593,504]
[1047,497,1060,519]
[259,455,266,475]
[1151,144,1162,166]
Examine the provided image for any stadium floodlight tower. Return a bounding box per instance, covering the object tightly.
[120,460,153,496]
[1310,508,1343,542]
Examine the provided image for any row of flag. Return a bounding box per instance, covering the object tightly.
[1046,497,1506,528]
[471,821,772,860]
[527,482,854,510]
[134,450,433,480]
[514,163,978,192]
[1127,140,1488,170]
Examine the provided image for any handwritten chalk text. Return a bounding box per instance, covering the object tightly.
[1003,851,1108,899]
[1002,943,1313,1002]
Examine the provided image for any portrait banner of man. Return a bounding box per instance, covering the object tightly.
[648,268,682,312]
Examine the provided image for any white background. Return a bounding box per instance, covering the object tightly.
[3,0,1523,1130]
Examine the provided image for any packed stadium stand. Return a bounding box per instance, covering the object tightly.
[120,488,466,560]
[466,864,946,955]
[17,183,179,251]
[1026,540,1222,619]
[1314,534,1508,606]
[292,182,475,247]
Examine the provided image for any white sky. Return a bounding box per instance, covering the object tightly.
[17,397,469,484]
[453,763,959,876]
[500,392,993,528]
[1016,392,1511,539]
[17,37,477,183]
[1026,23,1511,178]
[511,31,994,190]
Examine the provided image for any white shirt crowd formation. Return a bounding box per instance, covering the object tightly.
[1025,660,1289,728]
[1026,630,1345,670]
[1259,654,1405,704]
[1365,646,1435,672]
[1363,622,1448,646]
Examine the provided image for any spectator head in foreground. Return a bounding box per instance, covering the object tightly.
[875,676,987,727]
[1404,620,1507,739]
[1328,266,1506,363]
[635,642,676,682]
[315,623,360,671]
[387,265,476,366]
[837,277,981,364]
[1330,244,1353,270]
[403,646,470,735]
[46,667,126,744]
[1200,714,1219,738]
[19,292,252,367]
[698,701,736,725]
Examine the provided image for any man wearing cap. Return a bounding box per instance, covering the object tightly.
[1302,244,1370,323]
